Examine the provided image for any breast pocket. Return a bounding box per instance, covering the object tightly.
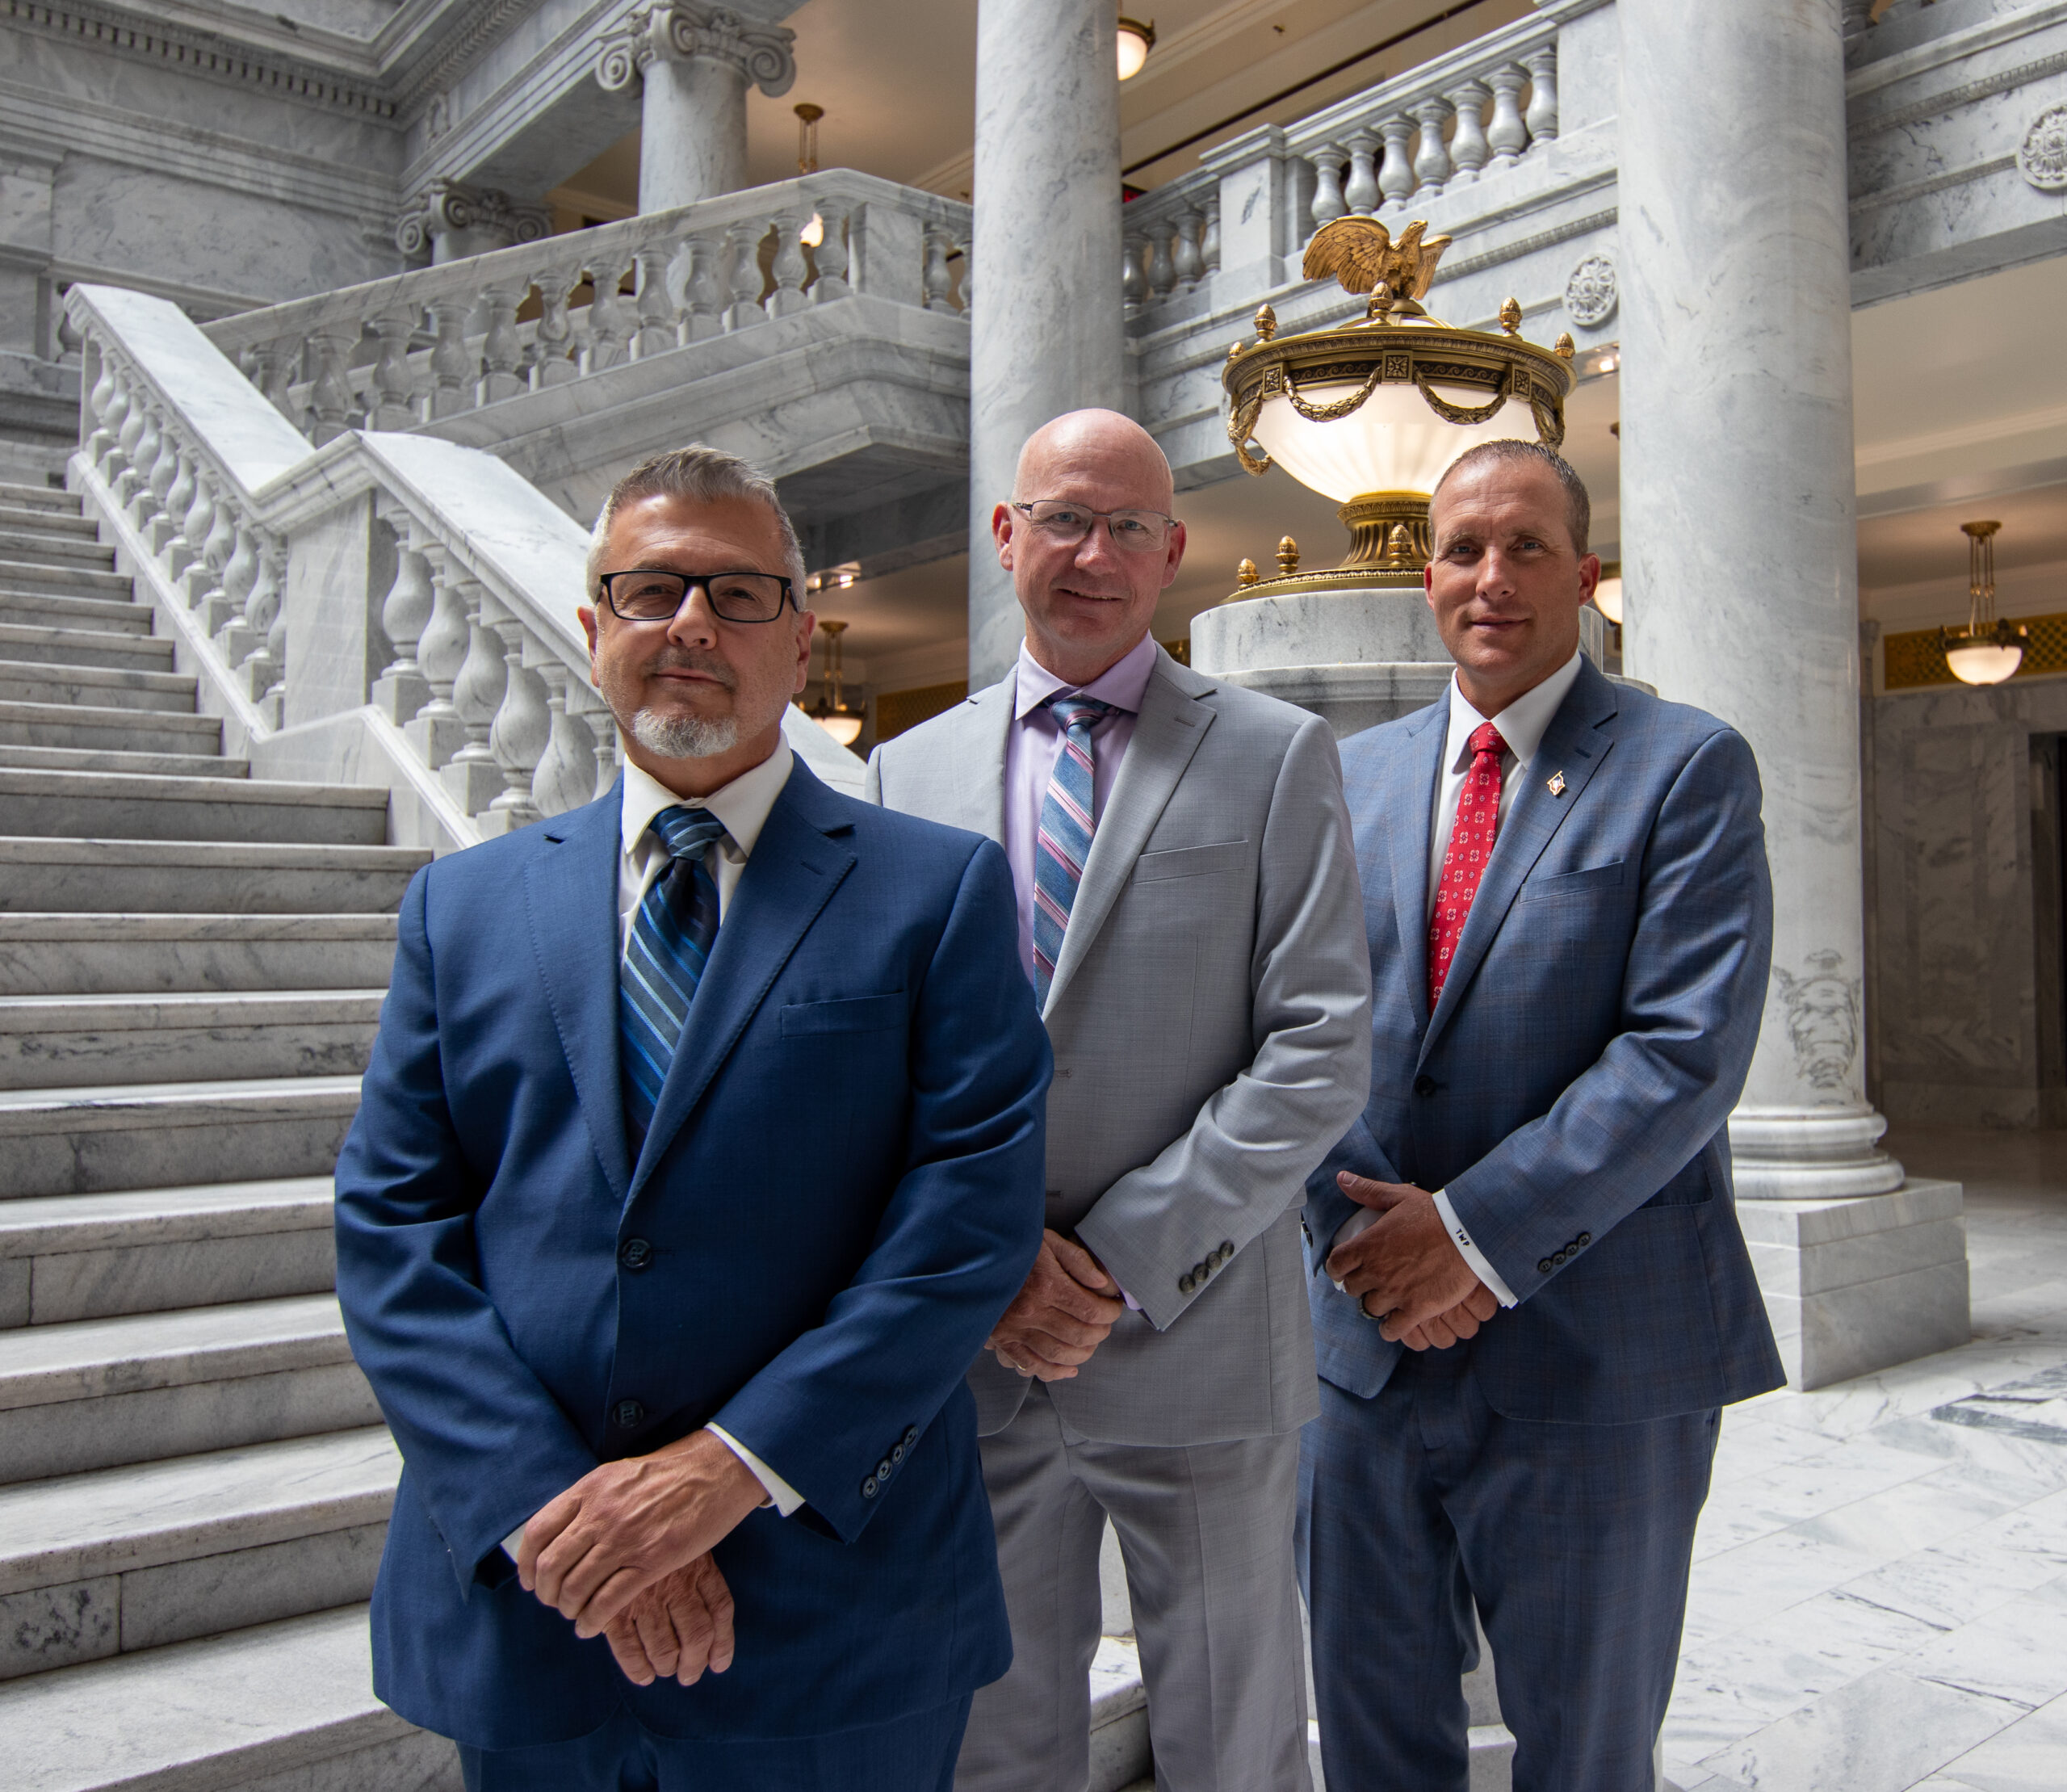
[1518,860,1626,904]
[777,992,909,1036]
[1130,839,1250,885]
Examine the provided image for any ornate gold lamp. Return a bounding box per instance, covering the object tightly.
[1222,218,1575,595]
[1939,520,2027,686]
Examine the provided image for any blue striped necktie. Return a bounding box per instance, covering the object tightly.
[1033,695,1115,1006]
[620,806,729,1156]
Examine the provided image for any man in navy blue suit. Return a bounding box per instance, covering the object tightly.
[334,446,1051,1791]
[1300,440,1785,1791]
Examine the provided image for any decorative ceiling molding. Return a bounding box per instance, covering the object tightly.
[388,0,550,115]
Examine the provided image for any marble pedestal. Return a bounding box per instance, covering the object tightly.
[1738,1179,1972,1391]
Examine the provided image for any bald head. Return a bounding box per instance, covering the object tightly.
[1013,409,1176,511]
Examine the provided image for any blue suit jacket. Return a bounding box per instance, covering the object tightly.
[1306,658,1784,1423]
[334,761,1051,1748]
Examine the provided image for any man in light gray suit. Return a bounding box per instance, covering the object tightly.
[868,409,1372,1792]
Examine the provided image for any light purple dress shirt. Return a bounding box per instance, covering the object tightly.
[1003,632,1160,987]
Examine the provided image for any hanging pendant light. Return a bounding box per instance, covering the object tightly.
[1939,520,2027,686]
[796,103,825,246]
[1118,16,1156,80]
[808,618,863,746]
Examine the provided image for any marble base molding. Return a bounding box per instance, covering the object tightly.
[1737,1177,1971,1391]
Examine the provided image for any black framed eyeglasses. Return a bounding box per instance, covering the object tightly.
[1013,499,1179,552]
[597,569,796,623]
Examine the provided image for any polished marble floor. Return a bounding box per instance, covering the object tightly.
[1665,1127,2067,1792]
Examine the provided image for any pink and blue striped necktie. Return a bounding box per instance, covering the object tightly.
[620,806,729,1156]
[1033,694,1114,1005]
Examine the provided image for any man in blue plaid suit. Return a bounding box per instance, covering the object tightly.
[1300,440,1785,1792]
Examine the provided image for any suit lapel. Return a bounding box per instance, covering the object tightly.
[630,762,857,1193]
[525,783,633,1202]
[1387,700,1449,1031]
[1421,661,1620,1058]
[1044,651,1214,1017]
[952,678,1013,845]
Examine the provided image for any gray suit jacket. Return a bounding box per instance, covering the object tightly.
[867,647,1371,1446]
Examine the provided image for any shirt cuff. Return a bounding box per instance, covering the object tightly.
[1432,1190,1519,1308]
[707,1424,805,1517]
[502,1521,526,1562]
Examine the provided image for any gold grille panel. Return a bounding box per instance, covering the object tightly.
[1883,611,2067,691]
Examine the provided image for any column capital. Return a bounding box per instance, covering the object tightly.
[396,179,551,262]
[595,3,797,99]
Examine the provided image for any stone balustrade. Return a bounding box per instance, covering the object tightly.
[199,171,973,450]
[1122,170,1223,317]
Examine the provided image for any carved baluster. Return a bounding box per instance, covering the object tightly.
[425,301,474,417]
[1411,97,1454,195]
[681,232,727,340]
[590,258,635,363]
[405,543,472,770]
[188,478,237,618]
[153,445,196,556]
[169,455,213,581]
[84,354,119,466]
[258,337,304,427]
[811,206,851,303]
[1486,65,1531,168]
[442,581,508,815]
[117,403,158,512]
[94,366,132,480]
[371,516,435,724]
[178,472,219,605]
[921,225,956,313]
[1146,227,1176,300]
[632,246,677,355]
[1343,128,1381,215]
[954,231,973,311]
[238,533,285,699]
[723,226,765,331]
[1201,195,1220,275]
[485,619,551,831]
[371,307,419,428]
[1377,117,1416,208]
[533,271,579,386]
[213,514,265,662]
[1524,45,1559,143]
[307,331,357,443]
[1449,82,1491,184]
[532,662,601,817]
[476,285,526,403]
[768,214,811,318]
[1173,209,1205,292]
[1122,232,1149,315]
[137,413,179,535]
[1308,145,1347,232]
[578,685,621,796]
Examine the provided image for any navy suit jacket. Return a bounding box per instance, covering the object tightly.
[1306,658,1785,1424]
[334,760,1051,1748]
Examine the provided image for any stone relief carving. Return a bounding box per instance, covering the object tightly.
[425,94,452,144]
[1563,252,1616,327]
[1774,949,1862,1091]
[595,3,798,97]
[2018,104,2067,194]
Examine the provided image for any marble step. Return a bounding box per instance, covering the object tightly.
[0,914,395,995]
[0,589,152,633]
[0,481,81,511]
[0,1293,377,1481]
[0,1075,361,1199]
[0,768,388,846]
[0,988,384,1089]
[0,742,246,778]
[0,696,220,754]
[0,503,96,537]
[0,1603,459,1792]
[0,620,173,673]
[0,556,128,596]
[0,1176,335,1327]
[0,837,430,914]
[0,1428,397,1681]
[0,529,115,566]
[0,658,196,714]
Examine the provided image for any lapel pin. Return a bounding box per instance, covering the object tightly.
[1546,770,1567,797]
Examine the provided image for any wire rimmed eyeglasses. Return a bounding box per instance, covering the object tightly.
[1012,500,1180,552]
[597,569,797,623]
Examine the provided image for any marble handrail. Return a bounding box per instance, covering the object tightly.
[199,170,974,447]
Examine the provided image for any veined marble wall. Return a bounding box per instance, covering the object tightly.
[1868,669,2067,1130]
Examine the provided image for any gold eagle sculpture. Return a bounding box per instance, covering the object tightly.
[1302,216,1452,318]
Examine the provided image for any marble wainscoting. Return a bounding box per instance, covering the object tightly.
[1662,1126,2067,1792]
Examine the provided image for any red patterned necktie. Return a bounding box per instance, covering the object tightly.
[1428,721,1509,1009]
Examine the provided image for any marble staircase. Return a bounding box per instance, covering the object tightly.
[0,482,456,1790]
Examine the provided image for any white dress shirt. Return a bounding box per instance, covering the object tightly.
[503,743,803,1561]
[1333,652,1585,1313]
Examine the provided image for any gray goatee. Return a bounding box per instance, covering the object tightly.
[629,710,740,760]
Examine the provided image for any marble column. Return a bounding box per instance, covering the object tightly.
[1618,0,1968,1385]
[595,2,797,214]
[966,0,1126,686]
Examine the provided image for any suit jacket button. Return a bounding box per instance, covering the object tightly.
[891,1443,904,1464]
[1537,1258,1553,1274]
[1219,1240,1234,1261]
[618,1238,653,1270]
[1414,1074,1437,1096]
[878,1458,894,1479]
[1179,1273,1195,1294]
[1577,1232,1591,1248]
[862,1476,878,1498]
[1553,1250,1569,1266]
[904,1425,918,1446]
[613,1399,645,1429]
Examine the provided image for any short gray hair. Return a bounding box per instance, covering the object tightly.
[586,445,807,595]
[1431,439,1591,556]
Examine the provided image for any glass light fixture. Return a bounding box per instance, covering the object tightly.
[1592,568,1623,623]
[795,103,824,247]
[1939,519,2027,686]
[809,618,863,745]
[1118,15,1155,80]
[1222,218,1574,592]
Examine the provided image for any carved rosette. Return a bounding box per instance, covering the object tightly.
[594,2,798,97]
[2018,103,2067,194]
[1562,251,1617,329]
[395,179,551,259]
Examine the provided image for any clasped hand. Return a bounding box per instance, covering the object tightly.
[1324,1172,1499,1350]
[517,1427,764,1686]
[986,1228,1124,1380]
